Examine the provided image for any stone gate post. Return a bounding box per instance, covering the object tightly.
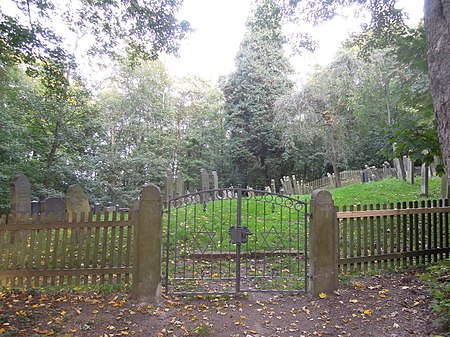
[132,184,162,304]
[309,190,338,296]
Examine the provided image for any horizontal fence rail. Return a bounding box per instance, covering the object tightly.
[0,211,136,288]
[337,199,450,273]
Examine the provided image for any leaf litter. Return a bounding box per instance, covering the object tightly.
[0,273,446,336]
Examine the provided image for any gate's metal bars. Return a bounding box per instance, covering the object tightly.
[304,204,308,291]
[164,188,308,295]
[164,205,171,295]
[235,189,242,293]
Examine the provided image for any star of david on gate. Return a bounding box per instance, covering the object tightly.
[261,226,285,251]
[192,223,216,254]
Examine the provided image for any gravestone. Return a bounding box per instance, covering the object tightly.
[212,171,219,199]
[176,171,184,196]
[92,202,101,213]
[31,200,40,215]
[393,158,406,180]
[421,164,429,197]
[361,170,368,183]
[284,176,293,194]
[406,158,414,184]
[10,174,31,218]
[382,161,393,178]
[165,168,174,205]
[41,197,66,220]
[271,179,276,193]
[200,168,209,190]
[65,184,90,222]
[293,176,301,195]
[327,173,334,188]
[212,171,219,190]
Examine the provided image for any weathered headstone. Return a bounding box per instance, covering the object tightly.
[211,171,219,199]
[10,174,31,218]
[41,197,66,220]
[361,171,368,183]
[382,161,393,178]
[165,168,174,206]
[65,184,90,222]
[280,178,286,194]
[421,164,429,197]
[92,202,101,213]
[200,168,209,191]
[293,176,301,195]
[212,171,219,190]
[285,176,293,194]
[392,143,406,181]
[406,158,414,184]
[393,158,406,180]
[31,200,40,215]
[271,179,276,193]
[176,171,184,196]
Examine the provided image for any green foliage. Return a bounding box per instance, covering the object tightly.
[1,0,190,65]
[419,261,450,331]
[222,0,294,187]
[91,60,174,206]
[172,76,226,190]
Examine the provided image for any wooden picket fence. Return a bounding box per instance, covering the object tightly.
[337,199,450,273]
[0,211,136,288]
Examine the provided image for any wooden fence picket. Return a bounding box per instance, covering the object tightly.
[0,209,136,289]
[337,199,450,272]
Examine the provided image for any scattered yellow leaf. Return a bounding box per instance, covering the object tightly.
[363,309,373,316]
[353,281,365,288]
[319,292,327,299]
[0,328,6,333]
[349,299,359,303]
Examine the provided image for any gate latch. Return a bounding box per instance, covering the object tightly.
[229,226,252,244]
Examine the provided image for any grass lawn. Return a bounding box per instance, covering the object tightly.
[300,177,443,207]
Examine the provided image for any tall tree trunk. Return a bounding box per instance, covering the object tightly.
[424,0,450,191]
[330,141,342,188]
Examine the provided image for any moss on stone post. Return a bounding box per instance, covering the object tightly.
[132,184,162,304]
[309,189,338,297]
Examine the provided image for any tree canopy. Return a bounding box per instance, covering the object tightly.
[222,0,294,187]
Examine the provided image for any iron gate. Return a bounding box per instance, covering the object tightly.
[163,188,308,295]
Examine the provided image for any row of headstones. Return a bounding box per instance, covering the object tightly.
[163,157,443,200]
[391,156,441,197]
[9,174,129,221]
[164,168,220,203]
[271,176,308,195]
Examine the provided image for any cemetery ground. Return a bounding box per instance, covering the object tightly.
[0,267,448,337]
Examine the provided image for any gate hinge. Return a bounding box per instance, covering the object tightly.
[229,226,252,244]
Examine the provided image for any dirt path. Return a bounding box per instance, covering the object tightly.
[0,273,447,337]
